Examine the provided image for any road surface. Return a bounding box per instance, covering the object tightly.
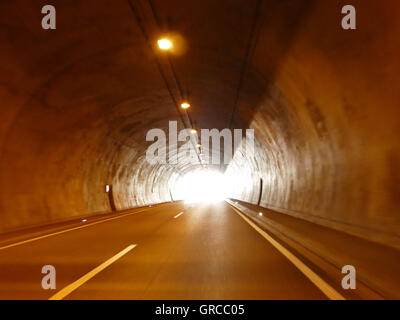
[0,202,329,300]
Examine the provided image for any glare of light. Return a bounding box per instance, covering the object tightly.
[196,143,201,148]
[82,219,87,222]
[191,129,197,134]
[105,185,110,193]
[174,169,231,204]
[181,102,191,109]
[259,212,263,217]
[157,38,173,50]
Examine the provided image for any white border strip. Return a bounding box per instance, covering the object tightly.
[227,202,345,300]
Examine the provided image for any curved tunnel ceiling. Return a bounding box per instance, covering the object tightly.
[0,0,399,249]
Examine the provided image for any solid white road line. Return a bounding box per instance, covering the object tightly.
[228,203,345,300]
[49,244,137,300]
[174,212,184,219]
[0,204,171,251]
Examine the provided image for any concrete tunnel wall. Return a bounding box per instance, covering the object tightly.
[0,0,184,232]
[0,0,399,248]
[226,0,400,246]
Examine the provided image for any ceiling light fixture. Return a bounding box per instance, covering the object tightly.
[181,102,191,109]
[157,38,173,50]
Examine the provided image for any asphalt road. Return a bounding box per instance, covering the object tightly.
[0,202,329,300]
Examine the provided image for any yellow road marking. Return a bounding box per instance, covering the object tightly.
[49,244,137,300]
[174,212,184,219]
[0,206,157,250]
[227,203,345,300]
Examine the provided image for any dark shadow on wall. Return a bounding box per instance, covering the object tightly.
[204,0,318,167]
[231,0,317,132]
[107,185,117,212]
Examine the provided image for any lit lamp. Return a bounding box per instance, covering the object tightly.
[181,102,191,109]
[157,38,173,50]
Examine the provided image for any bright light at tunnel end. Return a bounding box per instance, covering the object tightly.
[174,169,231,204]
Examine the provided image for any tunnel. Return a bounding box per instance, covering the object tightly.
[0,0,399,300]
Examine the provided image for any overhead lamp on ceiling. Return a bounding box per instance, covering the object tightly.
[157,38,173,50]
[181,102,191,110]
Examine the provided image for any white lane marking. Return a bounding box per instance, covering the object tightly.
[49,244,137,300]
[228,203,346,300]
[174,212,184,219]
[0,203,172,250]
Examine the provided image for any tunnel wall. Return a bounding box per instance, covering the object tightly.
[1,0,399,245]
[0,0,185,233]
[226,0,400,246]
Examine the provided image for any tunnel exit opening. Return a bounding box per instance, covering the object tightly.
[172,169,231,204]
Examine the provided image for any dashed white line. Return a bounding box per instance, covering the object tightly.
[49,244,137,300]
[174,212,184,219]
